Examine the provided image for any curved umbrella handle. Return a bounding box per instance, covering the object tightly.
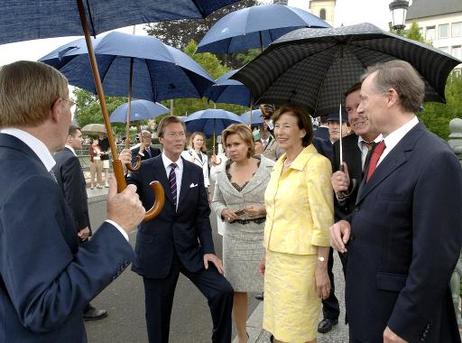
[126,155,142,172]
[113,159,165,222]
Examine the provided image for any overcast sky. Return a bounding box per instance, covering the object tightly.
[0,0,392,67]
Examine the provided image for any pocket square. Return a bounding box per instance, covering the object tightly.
[190,183,198,188]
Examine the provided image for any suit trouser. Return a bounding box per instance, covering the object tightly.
[143,256,234,343]
[321,247,344,320]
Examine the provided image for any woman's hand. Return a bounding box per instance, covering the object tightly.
[221,208,239,223]
[315,262,331,300]
[244,204,265,218]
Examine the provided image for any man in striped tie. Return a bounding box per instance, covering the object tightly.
[120,116,233,343]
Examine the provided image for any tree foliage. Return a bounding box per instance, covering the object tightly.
[144,0,258,68]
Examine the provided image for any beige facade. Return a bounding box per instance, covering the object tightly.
[309,0,336,27]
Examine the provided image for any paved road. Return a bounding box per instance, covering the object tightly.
[85,194,259,343]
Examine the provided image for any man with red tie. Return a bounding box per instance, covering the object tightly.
[330,60,462,342]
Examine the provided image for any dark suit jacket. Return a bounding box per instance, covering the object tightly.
[313,136,333,161]
[314,126,330,141]
[127,155,214,279]
[0,134,134,343]
[331,134,362,221]
[53,147,90,234]
[131,145,161,165]
[346,123,462,342]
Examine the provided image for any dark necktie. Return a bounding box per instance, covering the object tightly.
[366,141,386,181]
[145,147,151,158]
[169,163,177,207]
[362,141,375,151]
[49,169,58,183]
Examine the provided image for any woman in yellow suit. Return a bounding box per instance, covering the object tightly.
[259,105,334,343]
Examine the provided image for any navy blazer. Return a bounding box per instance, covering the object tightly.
[53,147,91,233]
[127,155,214,279]
[346,123,462,342]
[131,145,161,165]
[0,134,134,343]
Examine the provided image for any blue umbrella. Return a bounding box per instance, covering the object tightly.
[184,109,244,137]
[110,99,169,123]
[197,4,330,53]
[241,109,263,125]
[40,31,215,102]
[1,1,241,45]
[204,69,252,107]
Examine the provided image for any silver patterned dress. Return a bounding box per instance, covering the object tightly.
[211,156,274,292]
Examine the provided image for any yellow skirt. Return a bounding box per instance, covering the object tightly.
[263,250,320,342]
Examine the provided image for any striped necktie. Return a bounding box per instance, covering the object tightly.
[169,163,177,207]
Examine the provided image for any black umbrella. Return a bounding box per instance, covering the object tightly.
[233,22,461,116]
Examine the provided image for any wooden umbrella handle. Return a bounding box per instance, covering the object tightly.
[126,155,142,171]
[112,159,165,222]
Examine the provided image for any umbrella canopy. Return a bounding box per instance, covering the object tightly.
[204,69,251,107]
[1,0,241,45]
[233,23,462,115]
[184,109,244,137]
[110,99,169,123]
[81,123,107,135]
[241,109,264,125]
[40,31,215,102]
[197,4,330,53]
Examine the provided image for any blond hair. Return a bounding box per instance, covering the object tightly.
[0,61,68,128]
[189,131,207,153]
[222,123,255,158]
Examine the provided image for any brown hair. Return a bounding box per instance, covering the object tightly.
[272,104,313,147]
[156,115,186,138]
[68,125,81,136]
[0,61,68,128]
[344,82,362,98]
[222,123,255,158]
[361,60,424,113]
[189,131,207,153]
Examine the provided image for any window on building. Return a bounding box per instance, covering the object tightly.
[438,46,449,54]
[425,26,435,42]
[439,24,449,39]
[452,46,462,60]
[452,22,462,37]
[320,8,326,20]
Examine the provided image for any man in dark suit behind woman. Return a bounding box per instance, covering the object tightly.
[0,60,145,342]
[53,125,108,321]
[331,60,462,342]
[119,116,233,343]
[131,129,161,164]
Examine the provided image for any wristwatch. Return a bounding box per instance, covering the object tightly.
[317,256,326,262]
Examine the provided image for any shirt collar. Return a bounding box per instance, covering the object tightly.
[65,144,77,156]
[277,144,317,171]
[357,133,383,147]
[0,128,56,171]
[383,116,419,151]
[162,152,183,171]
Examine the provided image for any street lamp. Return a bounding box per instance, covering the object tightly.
[389,0,410,32]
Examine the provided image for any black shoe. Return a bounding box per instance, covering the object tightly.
[317,318,338,334]
[83,307,108,321]
[255,292,264,301]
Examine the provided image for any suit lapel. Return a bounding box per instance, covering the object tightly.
[150,156,174,206]
[356,123,424,205]
[178,157,191,210]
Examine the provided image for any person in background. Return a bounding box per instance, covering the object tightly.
[181,131,210,189]
[212,124,274,343]
[99,136,110,188]
[89,138,103,189]
[131,129,161,164]
[260,105,333,343]
[327,112,350,144]
[53,125,108,321]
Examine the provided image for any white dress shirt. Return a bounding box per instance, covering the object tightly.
[378,116,419,166]
[162,153,183,209]
[65,144,77,157]
[0,128,129,241]
[357,134,384,169]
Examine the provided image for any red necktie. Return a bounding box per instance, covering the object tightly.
[366,141,386,181]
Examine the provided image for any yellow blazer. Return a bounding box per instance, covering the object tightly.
[264,144,333,255]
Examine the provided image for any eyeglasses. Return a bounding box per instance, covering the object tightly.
[62,98,76,107]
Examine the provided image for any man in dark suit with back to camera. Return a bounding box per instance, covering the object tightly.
[0,60,145,343]
[331,60,462,342]
[53,125,108,321]
[119,116,233,343]
[131,129,161,165]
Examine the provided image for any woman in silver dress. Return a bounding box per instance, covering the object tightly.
[211,124,274,343]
